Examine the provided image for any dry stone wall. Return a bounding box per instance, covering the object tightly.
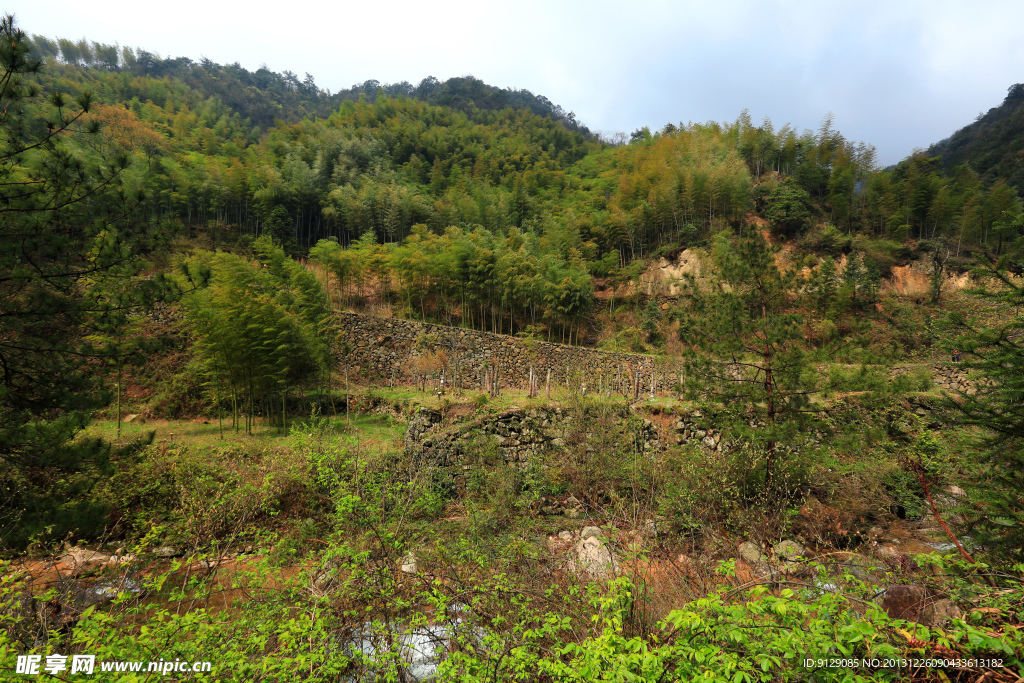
[338,312,663,391]
[891,362,976,395]
[404,405,660,468]
[340,313,971,399]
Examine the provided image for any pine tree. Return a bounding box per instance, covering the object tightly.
[945,263,1024,559]
[0,16,171,547]
[678,230,824,495]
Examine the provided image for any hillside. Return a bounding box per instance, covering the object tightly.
[4,19,1024,682]
[928,83,1024,196]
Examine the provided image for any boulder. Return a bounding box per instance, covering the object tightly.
[400,552,417,574]
[881,586,962,626]
[881,585,929,621]
[581,526,604,540]
[575,536,619,578]
[59,547,113,571]
[924,598,962,626]
[737,541,766,565]
[153,546,181,558]
[775,540,806,562]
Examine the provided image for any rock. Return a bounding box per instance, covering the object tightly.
[575,536,619,578]
[581,526,604,540]
[640,519,660,538]
[59,547,113,570]
[123,414,145,424]
[868,526,884,540]
[945,485,967,498]
[840,553,884,583]
[541,506,558,516]
[924,598,962,625]
[557,531,573,541]
[881,585,929,621]
[153,546,181,558]
[566,508,584,519]
[104,554,136,568]
[400,552,417,574]
[737,541,766,565]
[775,540,806,562]
[875,544,900,560]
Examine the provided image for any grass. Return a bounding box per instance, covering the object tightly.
[84,412,407,455]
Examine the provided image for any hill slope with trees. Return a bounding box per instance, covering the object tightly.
[928,83,1024,197]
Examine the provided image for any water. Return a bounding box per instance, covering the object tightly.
[343,612,486,682]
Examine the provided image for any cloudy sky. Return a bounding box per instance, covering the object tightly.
[8,0,1023,165]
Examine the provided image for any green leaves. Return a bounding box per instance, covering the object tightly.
[182,238,334,432]
[942,259,1024,560]
[678,230,824,495]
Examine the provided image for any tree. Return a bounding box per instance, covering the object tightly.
[807,256,838,313]
[678,230,824,495]
[182,239,332,434]
[0,16,171,547]
[944,262,1024,559]
[764,182,813,235]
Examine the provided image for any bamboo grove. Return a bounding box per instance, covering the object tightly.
[21,34,1024,339]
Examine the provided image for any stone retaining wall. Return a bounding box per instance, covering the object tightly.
[340,313,974,398]
[404,405,660,467]
[339,312,663,391]
[891,363,975,395]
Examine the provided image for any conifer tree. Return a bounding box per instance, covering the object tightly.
[0,16,171,546]
[945,263,1024,559]
[679,230,824,495]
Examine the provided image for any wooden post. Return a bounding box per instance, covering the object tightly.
[546,368,551,399]
[529,367,534,398]
[650,374,655,399]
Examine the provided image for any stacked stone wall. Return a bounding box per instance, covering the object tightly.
[338,312,667,391]
[404,405,660,468]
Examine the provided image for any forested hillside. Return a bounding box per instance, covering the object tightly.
[22,32,1024,272]
[4,20,1024,682]
[928,83,1024,197]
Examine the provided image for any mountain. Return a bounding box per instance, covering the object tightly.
[25,35,591,136]
[927,83,1024,195]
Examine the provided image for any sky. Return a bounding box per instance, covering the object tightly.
[7,0,1023,166]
